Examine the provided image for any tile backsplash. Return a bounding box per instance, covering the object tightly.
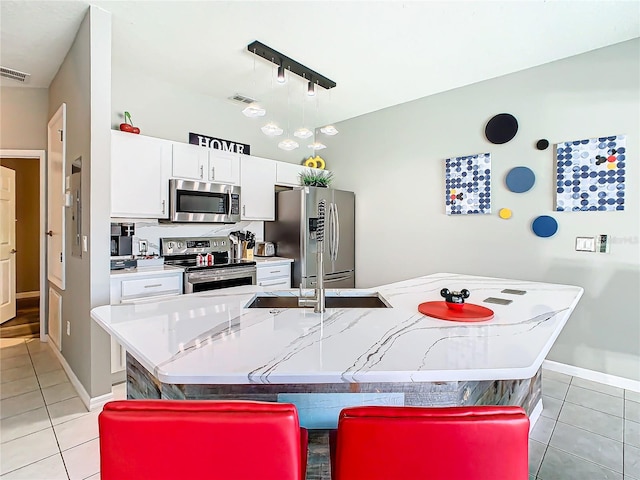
[113,219,265,255]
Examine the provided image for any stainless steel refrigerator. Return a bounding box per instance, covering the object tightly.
[265,187,355,288]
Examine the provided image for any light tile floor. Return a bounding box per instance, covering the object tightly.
[1,338,638,479]
[0,338,125,480]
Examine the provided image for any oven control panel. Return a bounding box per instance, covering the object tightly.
[161,237,229,255]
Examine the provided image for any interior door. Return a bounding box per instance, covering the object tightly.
[47,104,66,290]
[0,166,17,323]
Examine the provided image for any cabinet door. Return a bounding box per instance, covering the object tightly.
[240,155,276,220]
[172,142,207,180]
[111,131,171,218]
[209,150,240,185]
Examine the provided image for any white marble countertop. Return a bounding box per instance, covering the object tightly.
[91,273,583,385]
[110,265,184,278]
[254,256,294,264]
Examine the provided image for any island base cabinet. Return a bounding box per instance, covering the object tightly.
[125,353,541,480]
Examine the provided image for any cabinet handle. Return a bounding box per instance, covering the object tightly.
[144,284,163,288]
[242,205,246,216]
[211,166,215,180]
[200,165,204,179]
[162,200,166,214]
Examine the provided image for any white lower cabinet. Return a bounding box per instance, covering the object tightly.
[109,269,183,373]
[256,261,292,291]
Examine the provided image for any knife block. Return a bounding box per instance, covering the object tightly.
[241,241,254,260]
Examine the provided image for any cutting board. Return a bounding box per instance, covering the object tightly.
[418,301,494,322]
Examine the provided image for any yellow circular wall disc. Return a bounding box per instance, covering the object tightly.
[499,208,512,219]
[607,163,616,170]
[314,156,326,169]
[304,158,317,168]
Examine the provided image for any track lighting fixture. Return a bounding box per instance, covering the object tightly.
[307,81,316,97]
[277,65,286,84]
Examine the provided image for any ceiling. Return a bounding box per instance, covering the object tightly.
[2,1,639,126]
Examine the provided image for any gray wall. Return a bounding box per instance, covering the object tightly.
[325,39,640,382]
[48,6,112,398]
[0,87,48,150]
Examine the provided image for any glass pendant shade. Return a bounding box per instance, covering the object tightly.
[278,138,299,151]
[261,122,283,136]
[242,103,266,118]
[294,127,313,139]
[308,141,326,151]
[320,125,339,136]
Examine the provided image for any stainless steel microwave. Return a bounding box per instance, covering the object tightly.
[167,179,241,223]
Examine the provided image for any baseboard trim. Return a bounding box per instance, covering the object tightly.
[16,291,39,299]
[46,336,114,411]
[543,360,640,393]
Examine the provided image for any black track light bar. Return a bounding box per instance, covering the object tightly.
[247,40,336,90]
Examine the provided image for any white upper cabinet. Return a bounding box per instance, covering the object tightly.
[111,131,171,219]
[171,143,240,185]
[171,142,208,180]
[276,162,330,187]
[240,155,276,221]
[209,150,240,185]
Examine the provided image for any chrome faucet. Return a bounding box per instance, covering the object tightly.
[298,200,326,313]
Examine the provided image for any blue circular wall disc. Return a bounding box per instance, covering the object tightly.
[506,166,536,193]
[532,215,558,238]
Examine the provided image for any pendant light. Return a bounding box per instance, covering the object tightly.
[243,48,266,118]
[278,75,299,151]
[320,125,339,136]
[294,81,313,139]
[261,123,283,136]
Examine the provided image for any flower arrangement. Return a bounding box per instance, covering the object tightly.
[299,169,334,187]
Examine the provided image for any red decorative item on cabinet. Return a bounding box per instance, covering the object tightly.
[119,111,140,134]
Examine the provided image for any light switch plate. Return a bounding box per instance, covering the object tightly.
[575,236,596,252]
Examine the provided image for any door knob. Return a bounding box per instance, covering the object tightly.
[10,249,17,254]
[46,230,53,236]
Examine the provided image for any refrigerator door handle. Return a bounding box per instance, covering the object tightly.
[333,202,340,261]
[328,203,335,260]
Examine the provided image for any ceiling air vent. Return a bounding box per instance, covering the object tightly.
[228,93,257,105]
[1,66,31,83]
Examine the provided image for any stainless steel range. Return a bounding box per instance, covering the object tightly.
[161,236,256,294]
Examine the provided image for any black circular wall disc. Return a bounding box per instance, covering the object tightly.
[485,113,518,144]
[536,139,549,150]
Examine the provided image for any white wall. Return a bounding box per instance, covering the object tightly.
[48,6,113,399]
[111,67,313,164]
[324,39,640,382]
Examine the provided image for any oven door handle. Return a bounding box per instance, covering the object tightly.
[186,270,256,284]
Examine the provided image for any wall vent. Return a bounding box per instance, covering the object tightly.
[0,66,31,83]
[228,93,257,105]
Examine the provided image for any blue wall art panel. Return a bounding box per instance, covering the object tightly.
[555,135,626,212]
[445,153,492,215]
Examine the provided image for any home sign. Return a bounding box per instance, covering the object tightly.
[189,132,250,155]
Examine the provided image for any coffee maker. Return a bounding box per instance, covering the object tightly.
[110,223,134,256]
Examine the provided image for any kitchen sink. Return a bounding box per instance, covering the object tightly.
[246,293,391,309]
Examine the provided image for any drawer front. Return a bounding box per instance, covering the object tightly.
[258,277,291,290]
[121,275,182,299]
[256,263,291,281]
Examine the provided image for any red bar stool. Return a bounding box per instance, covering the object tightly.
[331,405,529,480]
[99,400,308,480]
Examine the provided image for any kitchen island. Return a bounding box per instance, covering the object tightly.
[91,273,583,479]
